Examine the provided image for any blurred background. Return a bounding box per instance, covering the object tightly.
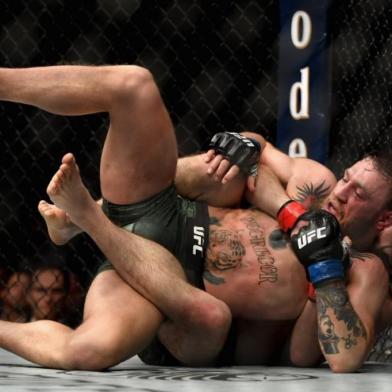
[1,0,392,361]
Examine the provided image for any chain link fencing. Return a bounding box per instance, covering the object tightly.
[0,0,391,362]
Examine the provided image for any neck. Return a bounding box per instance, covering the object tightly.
[351,231,377,252]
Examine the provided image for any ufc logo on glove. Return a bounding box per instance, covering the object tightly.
[297,227,327,249]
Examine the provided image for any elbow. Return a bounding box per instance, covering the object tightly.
[328,356,365,373]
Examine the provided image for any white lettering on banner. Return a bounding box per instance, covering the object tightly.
[297,227,327,249]
[289,138,307,157]
[287,9,313,158]
[290,66,310,120]
[192,226,205,256]
[291,11,312,49]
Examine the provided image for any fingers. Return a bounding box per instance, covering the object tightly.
[205,149,216,163]
[207,154,225,175]
[222,165,240,184]
[207,156,240,183]
[205,150,242,184]
[215,160,232,181]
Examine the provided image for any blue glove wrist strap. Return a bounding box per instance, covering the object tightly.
[308,259,344,286]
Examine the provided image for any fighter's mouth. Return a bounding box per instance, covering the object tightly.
[326,201,339,218]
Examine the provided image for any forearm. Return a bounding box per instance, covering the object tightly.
[175,155,245,207]
[245,164,291,217]
[315,280,371,373]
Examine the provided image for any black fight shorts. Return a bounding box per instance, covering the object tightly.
[97,184,211,365]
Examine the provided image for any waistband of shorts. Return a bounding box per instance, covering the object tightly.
[177,199,209,289]
[101,184,176,226]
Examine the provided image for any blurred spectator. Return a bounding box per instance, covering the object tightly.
[0,269,31,322]
[27,264,70,323]
[63,271,85,327]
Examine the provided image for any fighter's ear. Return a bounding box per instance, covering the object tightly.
[376,209,392,231]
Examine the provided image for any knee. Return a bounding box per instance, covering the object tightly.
[63,337,117,371]
[186,295,232,336]
[110,65,156,104]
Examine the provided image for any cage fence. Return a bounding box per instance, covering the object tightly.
[0,0,391,362]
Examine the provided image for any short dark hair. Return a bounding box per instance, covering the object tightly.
[366,147,392,209]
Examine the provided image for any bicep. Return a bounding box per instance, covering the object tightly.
[260,142,296,184]
[261,145,337,206]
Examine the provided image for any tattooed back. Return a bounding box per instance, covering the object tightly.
[204,206,308,320]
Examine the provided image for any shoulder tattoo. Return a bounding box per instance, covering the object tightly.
[295,181,330,207]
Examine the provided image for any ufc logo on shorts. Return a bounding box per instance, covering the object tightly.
[193,226,205,256]
[297,227,326,249]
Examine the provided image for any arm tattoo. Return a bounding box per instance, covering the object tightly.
[316,280,367,354]
[295,181,330,206]
[318,314,340,354]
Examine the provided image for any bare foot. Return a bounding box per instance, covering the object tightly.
[38,200,82,245]
[46,153,99,231]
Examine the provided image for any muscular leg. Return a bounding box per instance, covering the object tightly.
[0,270,163,370]
[44,153,230,365]
[38,198,231,363]
[1,65,230,364]
[0,65,176,203]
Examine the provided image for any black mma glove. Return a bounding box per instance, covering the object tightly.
[208,132,261,176]
[290,209,346,286]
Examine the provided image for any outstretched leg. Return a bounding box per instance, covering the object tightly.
[1,64,230,364]
[0,270,163,370]
[46,153,231,365]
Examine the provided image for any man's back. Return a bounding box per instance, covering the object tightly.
[204,205,308,320]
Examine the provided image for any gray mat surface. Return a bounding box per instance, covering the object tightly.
[0,349,391,391]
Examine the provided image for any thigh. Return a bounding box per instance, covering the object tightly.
[77,269,164,364]
[100,68,178,205]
